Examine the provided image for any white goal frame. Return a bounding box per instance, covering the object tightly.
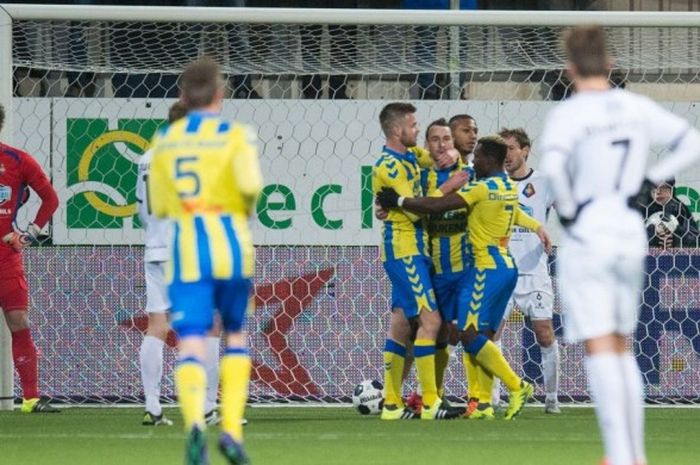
[1,4,699,410]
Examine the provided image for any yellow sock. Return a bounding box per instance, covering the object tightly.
[463,352,480,400]
[383,339,406,407]
[414,338,438,406]
[435,343,450,399]
[220,348,251,442]
[475,364,493,404]
[175,358,207,430]
[474,339,521,392]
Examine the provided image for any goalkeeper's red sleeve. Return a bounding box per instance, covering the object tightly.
[31,181,58,229]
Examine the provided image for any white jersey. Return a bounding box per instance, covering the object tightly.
[136,149,170,263]
[509,169,554,275]
[540,88,700,248]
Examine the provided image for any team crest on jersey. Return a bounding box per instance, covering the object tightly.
[0,185,10,205]
[522,182,536,198]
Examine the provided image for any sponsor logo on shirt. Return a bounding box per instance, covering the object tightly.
[0,184,11,205]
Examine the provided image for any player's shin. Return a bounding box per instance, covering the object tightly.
[541,339,560,403]
[383,339,406,407]
[205,336,221,413]
[175,357,207,430]
[414,339,438,406]
[140,335,165,415]
[470,335,521,392]
[220,347,251,442]
[463,352,480,403]
[434,342,450,398]
[620,352,647,464]
[11,328,39,400]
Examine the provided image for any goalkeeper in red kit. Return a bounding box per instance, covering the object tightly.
[0,104,60,413]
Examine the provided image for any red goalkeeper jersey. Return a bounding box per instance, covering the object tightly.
[0,143,58,278]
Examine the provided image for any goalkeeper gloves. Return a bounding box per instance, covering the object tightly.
[2,223,41,252]
[377,187,402,209]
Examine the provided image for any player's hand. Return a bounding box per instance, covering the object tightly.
[374,199,389,220]
[439,170,469,195]
[377,187,400,209]
[536,226,553,254]
[2,223,40,252]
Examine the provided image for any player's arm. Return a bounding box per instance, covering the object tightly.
[148,150,169,219]
[376,183,469,215]
[2,155,59,251]
[373,162,422,222]
[515,206,552,253]
[410,146,434,169]
[539,113,578,226]
[231,125,263,216]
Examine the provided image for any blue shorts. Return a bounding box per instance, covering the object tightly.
[383,255,437,319]
[433,270,470,323]
[169,277,251,337]
[457,266,517,332]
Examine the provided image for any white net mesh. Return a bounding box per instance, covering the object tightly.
[6,10,700,405]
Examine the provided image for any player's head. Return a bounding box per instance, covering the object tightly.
[472,135,507,179]
[168,100,189,124]
[379,102,419,148]
[448,114,478,157]
[499,127,531,175]
[653,178,675,205]
[0,103,4,133]
[179,57,225,111]
[563,25,612,81]
[425,118,457,169]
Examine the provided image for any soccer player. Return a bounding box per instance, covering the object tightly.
[377,135,552,420]
[539,25,700,465]
[136,100,212,427]
[448,114,479,165]
[149,57,262,465]
[499,127,560,414]
[372,103,464,421]
[0,103,60,413]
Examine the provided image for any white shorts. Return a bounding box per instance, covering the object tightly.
[145,261,170,313]
[557,244,644,343]
[504,273,554,321]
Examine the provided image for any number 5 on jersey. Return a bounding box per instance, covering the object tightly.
[175,156,201,198]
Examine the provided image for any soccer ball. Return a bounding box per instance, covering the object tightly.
[352,380,384,415]
[646,211,679,235]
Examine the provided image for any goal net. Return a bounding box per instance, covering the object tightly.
[3,6,700,406]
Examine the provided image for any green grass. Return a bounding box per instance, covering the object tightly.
[1,406,698,465]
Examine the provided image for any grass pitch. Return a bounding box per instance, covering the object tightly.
[1,406,698,465]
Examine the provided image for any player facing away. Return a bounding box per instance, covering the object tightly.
[136,101,223,426]
[0,104,60,413]
[539,25,700,465]
[499,127,561,414]
[372,103,465,421]
[149,58,262,465]
[377,136,552,420]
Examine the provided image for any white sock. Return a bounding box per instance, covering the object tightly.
[204,336,221,413]
[491,339,502,406]
[540,340,560,402]
[621,352,646,465]
[585,353,634,465]
[140,335,165,416]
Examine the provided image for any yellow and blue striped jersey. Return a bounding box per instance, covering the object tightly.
[421,161,474,274]
[410,146,434,169]
[149,111,263,283]
[372,146,428,262]
[456,172,540,269]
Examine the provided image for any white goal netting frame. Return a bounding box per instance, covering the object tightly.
[1,5,700,408]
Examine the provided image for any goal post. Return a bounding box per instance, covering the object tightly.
[2,4,700,407]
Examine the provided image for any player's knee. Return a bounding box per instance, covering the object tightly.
[460,327,478,348]
[5,310,29,332]
[533,322,555,347]
[418,309,441,336]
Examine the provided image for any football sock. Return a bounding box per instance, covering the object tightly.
[204,336,221,413]
[175,357,206,430]
[220,347,251,442]
[490,339,502,405]
[383,339,406,407]
[585,353,634,465]
[475,363,494,404]
[463,352,480,400]
[621,352,647,465]
[140,335,165,415]
[11,328,39,400]
[540,339,560,402]
[414,339,438,406]
[434,342,450,398]
[470,335,521,391]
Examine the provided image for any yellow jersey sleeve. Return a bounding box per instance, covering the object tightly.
[514,206,541,232]
[410,146,434,169]
[230,124,263,212]
[456,182,488,211]
[372,159,421,223]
